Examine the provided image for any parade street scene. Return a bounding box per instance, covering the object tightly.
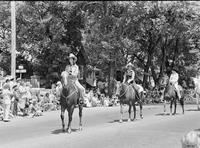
[1,1,200,148]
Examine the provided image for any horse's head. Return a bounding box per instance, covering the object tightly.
[115,81,127,97]
[61,71,68,88]
[115,81,122,97]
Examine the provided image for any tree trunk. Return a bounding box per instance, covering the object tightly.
[142,52,152,89]
[108,61,115,98]
[151,65,158,86]
[158,45,166,84]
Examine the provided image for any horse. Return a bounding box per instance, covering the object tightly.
[115,81,143,123]
[59,73,83,133]
[163,80,184,115]
[191,77,200,110]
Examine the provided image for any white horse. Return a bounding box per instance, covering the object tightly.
[191,77,200,110]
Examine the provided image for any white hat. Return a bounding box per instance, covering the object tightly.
[68,53,77,62]
[126,63,134,68]
[56,81,62,85]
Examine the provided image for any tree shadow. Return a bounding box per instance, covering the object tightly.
[51,128,79,134]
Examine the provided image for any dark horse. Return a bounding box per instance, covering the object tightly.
[60,74,83,133]
[115,81,143,122]
[163,80,184,115]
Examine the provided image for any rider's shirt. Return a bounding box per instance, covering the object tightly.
[124,70,135,83]
[63,64,79,81]
[169,72,179,84]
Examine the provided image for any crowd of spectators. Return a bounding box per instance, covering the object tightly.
[0,77,119,122]
[0,76,60,122]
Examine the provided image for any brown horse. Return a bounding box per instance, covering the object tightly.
[115,81,143,123]
[163,81,184,115]
[60,74,83,133]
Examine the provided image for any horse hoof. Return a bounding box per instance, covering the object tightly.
[62,128,65,132]
[119,119,123,123]
[127,119,131,122]
[67,129,71,134]
[140,115,144,119]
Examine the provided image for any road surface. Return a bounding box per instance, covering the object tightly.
[0,104,200,148]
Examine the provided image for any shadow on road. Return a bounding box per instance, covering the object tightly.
[186,109,200,112]
[51,128,79,134]
[155,113,170,116]
[108,119,139,123]
[155,113,182,116]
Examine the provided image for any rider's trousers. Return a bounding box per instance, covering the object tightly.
[173,82,181,99]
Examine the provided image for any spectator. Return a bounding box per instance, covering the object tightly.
[2,83,13,122]
[18,81,28,116]
[12,85,20,116]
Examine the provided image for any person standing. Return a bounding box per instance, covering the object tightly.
[2,83,13,122]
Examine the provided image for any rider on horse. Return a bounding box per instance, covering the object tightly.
[61,53,86,104]
[169,68,181,100]
[122,62,141,100]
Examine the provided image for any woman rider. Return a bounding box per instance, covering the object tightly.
[61,53,86,104]
[123,62,141,100]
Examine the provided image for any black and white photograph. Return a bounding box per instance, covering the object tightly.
[1,1,200,148]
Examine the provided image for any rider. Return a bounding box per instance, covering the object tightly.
[61,53,85,104]
[122,62,141,100]
[169,68,181,100]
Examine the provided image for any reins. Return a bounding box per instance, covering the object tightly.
[61,82,78,99]
[119,83,130,98]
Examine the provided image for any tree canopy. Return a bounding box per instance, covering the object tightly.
[1,1,200,90]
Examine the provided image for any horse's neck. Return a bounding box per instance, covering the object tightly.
[122,84,132,94]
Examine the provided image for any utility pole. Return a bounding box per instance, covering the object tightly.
[11,1,16,80]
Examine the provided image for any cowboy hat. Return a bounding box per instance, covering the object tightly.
[126,62,134,68]
[56,81,62,86]
[68,53,77,62]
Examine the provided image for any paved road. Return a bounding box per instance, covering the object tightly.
[0,104,200,148]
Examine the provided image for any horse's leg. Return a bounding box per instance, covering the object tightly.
[67,105,75,134]
[173,99,177,115]
[78,104,83,131]
[128,104,131,122]
[132,103,136,121]
[60,106,65,132]
[119,103,123,123]
[170,100,173,116]
[197,93,200,110]
[163,100,167,113]
[139,96,143,119]
[180,98,184,114]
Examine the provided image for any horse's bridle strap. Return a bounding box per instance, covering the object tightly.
[61,82,78,99]
[119,84,129,98]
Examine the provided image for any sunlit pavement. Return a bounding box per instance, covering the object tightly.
[0,104,199,148]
